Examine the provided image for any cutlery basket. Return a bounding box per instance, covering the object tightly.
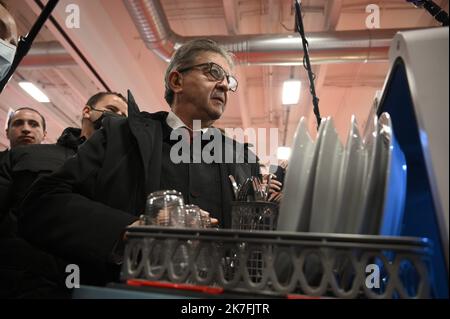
[231,201,279,282]
[231,201,279,231]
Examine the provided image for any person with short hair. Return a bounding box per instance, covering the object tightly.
[0,91,127,298]
[5,107,47,148]
[0,107,46,163]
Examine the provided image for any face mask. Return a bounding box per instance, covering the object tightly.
[92,111,123,130]
[0,38,16,81]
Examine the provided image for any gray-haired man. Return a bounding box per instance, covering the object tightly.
[19,39,260,286]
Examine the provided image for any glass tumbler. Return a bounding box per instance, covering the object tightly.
[143,190,185,226]
[184,204,203,228]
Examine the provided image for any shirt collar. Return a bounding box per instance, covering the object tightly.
[166,111,209,133]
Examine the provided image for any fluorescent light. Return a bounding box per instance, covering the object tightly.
[277,146,291,160]
[282,80,301,105]
[18,82,50,103]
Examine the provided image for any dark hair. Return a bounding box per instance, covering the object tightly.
[85,91,127,108]
[7,107,46,131]
[164,38,235,106]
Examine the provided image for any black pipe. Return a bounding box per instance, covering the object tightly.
[407,0,449,26]
[294,0,321,130]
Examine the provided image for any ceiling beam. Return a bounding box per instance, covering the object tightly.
[234,67,251,129]
[222,0,239,35]
[223,0,250,129]
[324,0,343,31]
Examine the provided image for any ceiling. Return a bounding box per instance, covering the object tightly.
[0,0,447,154]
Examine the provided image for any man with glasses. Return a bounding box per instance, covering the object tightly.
[19,39,260,286]
[0,92,127,298]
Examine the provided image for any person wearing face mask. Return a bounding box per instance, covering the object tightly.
[0,32,15,83]
[55,91,128,152]
[0,92,128,298]
[0,1,17,85]
[17,39,261,287]
[1,92,128,227]
[0,1,17,164]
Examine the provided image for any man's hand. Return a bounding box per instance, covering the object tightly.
[268,178,282,193]
[130,219,143,227]
[122,219,142,241]
[199,209,219,227]
[262,174,283,203]
[128,209,218,231]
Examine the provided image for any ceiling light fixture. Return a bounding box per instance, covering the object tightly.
[277,146,292,160]
[282,80,301,105]
[18,82,50,103]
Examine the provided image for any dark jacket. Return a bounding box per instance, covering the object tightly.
[0,149,8,164]
[19,91,259,285]
[0,127,82,298]
[0,127,82,232]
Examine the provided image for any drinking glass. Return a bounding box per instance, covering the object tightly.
[143,190,185,226]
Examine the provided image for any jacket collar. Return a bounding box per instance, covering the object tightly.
[166,111,209,134]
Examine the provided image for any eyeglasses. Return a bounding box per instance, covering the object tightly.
[178,62,238,92]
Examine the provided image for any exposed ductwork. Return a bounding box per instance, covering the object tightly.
[124,0,401,65]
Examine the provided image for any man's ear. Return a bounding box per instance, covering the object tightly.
[168,71,183,94]
[43,130,47,140]
[82,105,91,119]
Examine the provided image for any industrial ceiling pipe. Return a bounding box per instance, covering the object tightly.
[124,0,405,65]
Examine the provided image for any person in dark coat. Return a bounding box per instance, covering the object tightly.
[1,107,45,164]
[18,39,260,286]
[0,92,128,298]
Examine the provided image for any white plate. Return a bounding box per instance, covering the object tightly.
[360,112,407,235]
[377,113,407,236]
[277,117,317,232]
[309,118,345,233]
[359,114,379,234]
[336,115,366,234]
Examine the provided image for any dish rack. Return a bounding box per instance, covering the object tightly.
[121,203,432,299]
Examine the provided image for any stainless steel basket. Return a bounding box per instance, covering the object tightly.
[231,201,279,283]
[231,201,279,231]
[121,227,432,298]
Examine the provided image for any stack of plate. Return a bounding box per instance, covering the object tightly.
[278,112,407,236]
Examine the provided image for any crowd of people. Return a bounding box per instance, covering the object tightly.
[1,2,286,298]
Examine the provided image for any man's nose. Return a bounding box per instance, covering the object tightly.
[21,124,32,133]
[216,78,229,92]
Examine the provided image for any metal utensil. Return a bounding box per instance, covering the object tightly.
[265,174,272,201]
[228,175,239,200]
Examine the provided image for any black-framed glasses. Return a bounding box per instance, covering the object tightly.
[178,62,238,92]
